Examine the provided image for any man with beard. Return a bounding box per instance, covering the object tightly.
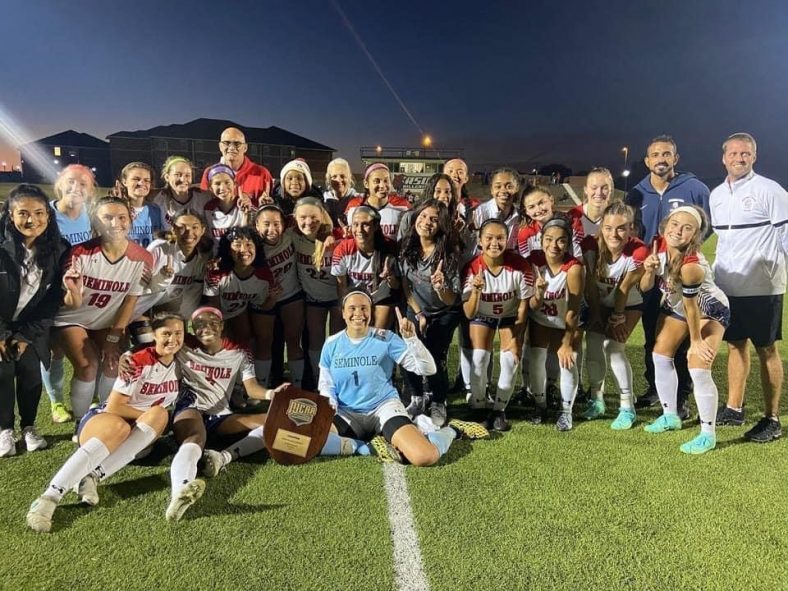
[200,127,273,205]
[625,135,710,417]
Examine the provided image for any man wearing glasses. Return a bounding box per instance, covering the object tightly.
[200,127,273,205]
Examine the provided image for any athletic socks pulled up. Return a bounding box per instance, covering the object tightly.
[689,367,718,436]
[170,442,201,496]
[652,353,678,415]
[96,422,158,481]
[46,438,110,502]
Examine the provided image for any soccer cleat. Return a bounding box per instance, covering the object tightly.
[486,410,510,432]
[26,495,58,533]
[0,429,16,457]
[526,407,548,425]
[610,409,637,431]
[50,403,73,424]
[635,387,659,409]
[644,413,683,434]
[680,433,717,455]
[582,399,606,421]
[448,419,490,440]
[429,401,448,428]
[406,395,426,419]
[202,449,228,479]
[556,412,573,432]
[743,417,782,443]
[22,426,47,452]
[369,436,403,463]
[166,479,206,522]
[716,406,745,426]
[77,473,99,506]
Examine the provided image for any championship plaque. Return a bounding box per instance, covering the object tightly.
[263,386,333,465]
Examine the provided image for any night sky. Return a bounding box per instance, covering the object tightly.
[1,0,787,186]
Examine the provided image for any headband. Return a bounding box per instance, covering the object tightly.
[669,206,703,228]
[191,306,223,321]
[294,196,325,209]
[478,217,507,234]
[364,162,389,181]
[206,164,236,182]
[342,290,373,307]
[542,216,572,236]
[352,205,381,222]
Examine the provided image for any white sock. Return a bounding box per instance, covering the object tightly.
[225,426,265,460]
[469,349,491,408]
[585,331,607,400]
[254,359,272,387]
[70,378,96,420]
[97,374,116,404]
[96,422,158,481]
[652,353,678,415]
[170,442,201,496]
[494,350,519,411]
[528,347,548,409]
[559,353,579,413]
[460,347,473,392]
[605,339,634,410]
[307,350,322,384]
[690,368,718,436]
[288,358,305,388]
[46,438,110,501]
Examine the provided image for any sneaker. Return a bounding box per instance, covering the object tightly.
[369,435,403,463]
[743,417,782,443]
[635,387,659,409]
[679,433,717,455]
[51,402,73,424]
[202,449,228,479]
[23,426,47,452]
[429,401,448,428]
[644,413,683,434]
[448,419,490,440]
[556,412,573,432]
[77,473,99,506]
[610,409,637,431]
[716,406,745,426]
[526,407,548,425]
[486,410,510,432]
[0,429,16,457]
[26,495,58,533]
[406,395,426,419]
[165,479,206,522]
[582,399,606,420]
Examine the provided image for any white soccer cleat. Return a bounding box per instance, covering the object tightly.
[77,473,99,506]
[165,479,206,522]
[202,449,227,479]
[26,495,58,533]
[23,426,47,452]
[0,429,16,457]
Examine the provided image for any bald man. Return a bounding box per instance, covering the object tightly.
[200,127,273,205]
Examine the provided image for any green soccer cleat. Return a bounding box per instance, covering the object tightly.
[51,402,73,424]
[448,419,490,440]
[370,436,403,463]
[644,413,683,434]
[166,479,206,522]
[610,409,637,431]
[582,399,606,421]
[680,433,717,455]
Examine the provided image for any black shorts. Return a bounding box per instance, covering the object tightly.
[256,291,305,316]
[724,294,783,347]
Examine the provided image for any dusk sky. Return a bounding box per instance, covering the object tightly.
[1,0,787,185]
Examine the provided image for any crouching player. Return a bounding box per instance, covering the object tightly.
[26,313,186,533]
[319,291,488,466]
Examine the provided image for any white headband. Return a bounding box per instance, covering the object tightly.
[670,206,702,228]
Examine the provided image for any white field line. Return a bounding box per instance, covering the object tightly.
[383,463,430,591]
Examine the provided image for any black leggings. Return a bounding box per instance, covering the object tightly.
[0,345,43,430]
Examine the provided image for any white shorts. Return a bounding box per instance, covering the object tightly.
[335,397,412,441]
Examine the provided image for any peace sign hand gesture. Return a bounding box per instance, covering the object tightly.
[534,266,547,298]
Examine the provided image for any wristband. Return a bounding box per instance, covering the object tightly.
[105,333,121,344]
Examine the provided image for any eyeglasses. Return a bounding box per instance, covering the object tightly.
[220,141,245,149]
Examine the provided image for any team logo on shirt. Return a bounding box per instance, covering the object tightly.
[286,398,318,426]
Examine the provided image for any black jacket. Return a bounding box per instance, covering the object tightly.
[0,226,70,367]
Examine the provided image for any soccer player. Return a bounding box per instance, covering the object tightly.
[319,291,488,466]
[472,167,521,250]
[117,162,163,248]
[344,163,411,241]
[639,206,729,454]
[152,156,211,230]
[203,164,253,248]
[273,158,323,216]
[26,313,186,532]
[567,167,615,238]
[463,219,534,431]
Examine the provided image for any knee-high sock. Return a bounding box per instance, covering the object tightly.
[97,374,116,404]
[96,422,158,481]
[585,331,607,400]
[225,426,265,461]
[254,360,272,387]
[528,347,548,409]
[460,347,473,391]
[319,432,371,456]
[546,350,560,384]
[690,368,718,436]
[170,442,201,496]
[652,353,678,414]
[427,427,457,457]
[70,378,96,420]
[469,350,491,408]
[46,438,110,501]
[494,350,519,411]
[307,350,322,385]
[606,340,634,410]
[559,353,579,413]
[288,358,305,388]
[41,358,65,404]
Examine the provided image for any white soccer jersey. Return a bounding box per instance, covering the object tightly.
[177,337,256,416]
[472,199,520,251]
[293,232,338,303]
[204,266,274,319]
[568,204,602,238]
[55,239,152,330]
[345,195,411,241]
[152,189,212,230]
[584,237,648,308]
[527,252,582,330]
[204,199,247,246]
[462,252,535,320]
[331,238,396,303]
[263,230,300,301]
[114,347,181,410]
[133,239,208,318]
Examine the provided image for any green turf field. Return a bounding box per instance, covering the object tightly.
[1,234,786,591]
